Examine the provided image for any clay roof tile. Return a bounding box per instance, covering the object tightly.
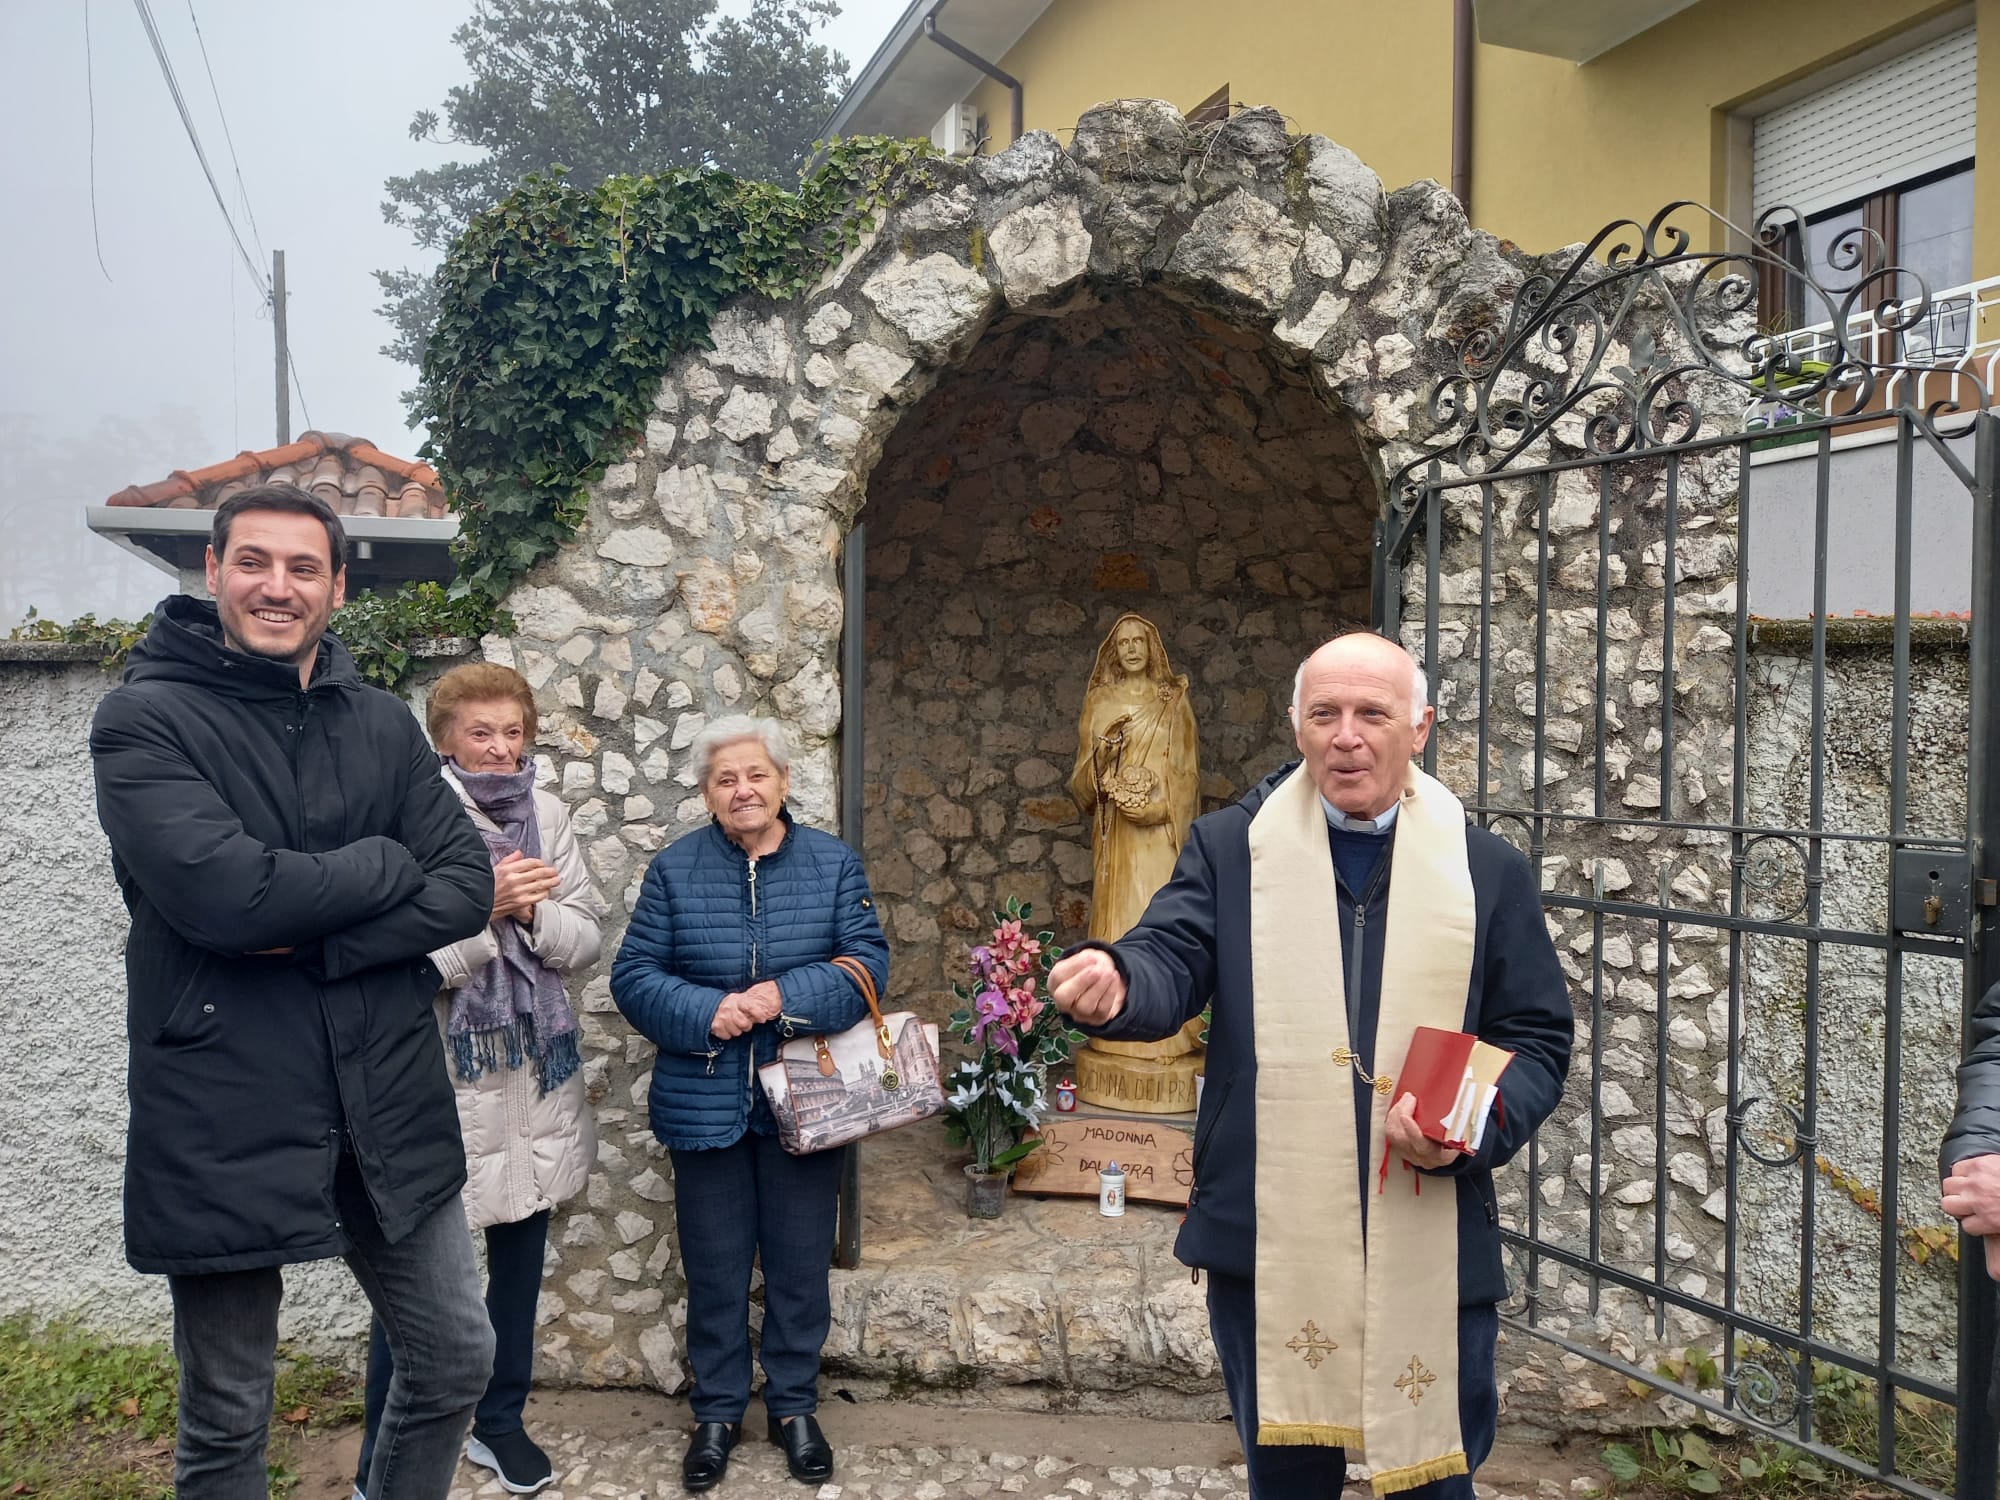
[104,430,449,519]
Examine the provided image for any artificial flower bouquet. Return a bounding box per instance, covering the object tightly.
[943,899,1083,1175]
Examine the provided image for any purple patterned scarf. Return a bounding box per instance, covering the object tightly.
[444,759,580,1094]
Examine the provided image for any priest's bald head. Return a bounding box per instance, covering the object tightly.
[1289,632,1436,821]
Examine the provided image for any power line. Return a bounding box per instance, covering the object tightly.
[228,247,239,450]
[287,346,314,433]
[130,0,266,291]
[83,0,113,282]
[131,0,310,444]
[182,0,264,265]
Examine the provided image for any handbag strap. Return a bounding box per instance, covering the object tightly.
[830,955,893,1061]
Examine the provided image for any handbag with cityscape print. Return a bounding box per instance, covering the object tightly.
[758,954,945,1154]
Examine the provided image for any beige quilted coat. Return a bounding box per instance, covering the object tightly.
[429,768,607,1231]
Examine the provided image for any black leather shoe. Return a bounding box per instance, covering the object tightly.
[681,1421,740,1493]
[767,1412,833,1484]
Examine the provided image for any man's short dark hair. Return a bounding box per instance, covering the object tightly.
[210,484,348,575]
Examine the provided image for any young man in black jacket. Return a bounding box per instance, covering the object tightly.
[90,486,497,1500]
[1051,632,1572,1499]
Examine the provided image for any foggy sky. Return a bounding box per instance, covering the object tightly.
[0,0,907,625]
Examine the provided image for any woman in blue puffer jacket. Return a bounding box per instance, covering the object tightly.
[611,715,886,1494]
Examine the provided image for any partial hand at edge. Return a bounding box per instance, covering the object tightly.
[1942,1152,2000,1237]
[1049,947,1126,1027]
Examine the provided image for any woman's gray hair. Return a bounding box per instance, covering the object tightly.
[690,715,792,786]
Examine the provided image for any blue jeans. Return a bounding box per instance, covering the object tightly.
[671,1132,844,1422]
[356,1210,551,1489]
[166,1152,493,1500]
[1207,1271,1500,1500]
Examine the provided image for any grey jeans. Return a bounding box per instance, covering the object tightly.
[166,1153,494,1500]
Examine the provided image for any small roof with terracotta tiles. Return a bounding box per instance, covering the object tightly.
[106,431,448,521]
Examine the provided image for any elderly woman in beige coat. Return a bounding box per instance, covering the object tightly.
[355,663,606,1498]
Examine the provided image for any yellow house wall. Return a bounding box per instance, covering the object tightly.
[965,0,1996,283]
[964,0,1455,206]
[1470,0,1982,260]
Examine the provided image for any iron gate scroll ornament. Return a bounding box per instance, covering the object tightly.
[1375,199,1995,1500]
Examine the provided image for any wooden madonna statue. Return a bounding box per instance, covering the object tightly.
[1066,612,1203,1113]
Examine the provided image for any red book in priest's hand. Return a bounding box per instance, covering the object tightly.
[1396,1026,1515,1153]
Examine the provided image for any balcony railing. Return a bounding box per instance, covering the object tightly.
[1746,275,2000,437]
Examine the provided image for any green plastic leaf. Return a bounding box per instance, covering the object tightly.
[1602,1445,1642,1482]
[990,1138,1041,1169]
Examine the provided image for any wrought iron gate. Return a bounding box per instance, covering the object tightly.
[1374,203,1999,1500]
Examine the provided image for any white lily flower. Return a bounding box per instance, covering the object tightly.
[946,1082,986,1111]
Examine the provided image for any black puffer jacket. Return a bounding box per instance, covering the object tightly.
[90,596,493,1275]
[1943,979,2000,1172]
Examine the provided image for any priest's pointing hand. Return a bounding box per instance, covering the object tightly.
[1050,947,1126,1026]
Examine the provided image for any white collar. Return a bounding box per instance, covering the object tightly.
[1320,794,1400,834]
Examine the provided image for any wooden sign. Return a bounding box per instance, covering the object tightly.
[1012,1114,1196,1207]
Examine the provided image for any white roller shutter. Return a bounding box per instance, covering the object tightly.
[1752,26,1977,219]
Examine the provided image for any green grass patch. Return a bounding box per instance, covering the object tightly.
[0,1316,177,1500]
[1806,1362,1955,1497]
[0,1315,362,1500]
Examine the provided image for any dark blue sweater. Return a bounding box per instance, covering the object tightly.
[1327,822,1391,896]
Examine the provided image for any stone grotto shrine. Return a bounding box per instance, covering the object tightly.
[471,98,1755,1422]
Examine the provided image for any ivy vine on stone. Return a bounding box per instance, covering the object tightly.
[416,136,939,612]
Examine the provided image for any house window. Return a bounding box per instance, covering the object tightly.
[1750,23,1977,348]
[1764,161,1976,352]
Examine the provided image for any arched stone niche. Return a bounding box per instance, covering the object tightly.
[479,99,1750,1414]
[860,287,1378,1010]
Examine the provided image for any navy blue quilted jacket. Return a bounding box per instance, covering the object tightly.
[611,811,888,1150]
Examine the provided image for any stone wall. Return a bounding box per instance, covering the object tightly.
[0,651,367,1354]
[466,100,1582,1402]
[480,99,1765,1419]
[1466,596,1969,1431]
[1406,443,1756,1429]
[861,289,1376,1012]
[1735,636,1968,1380]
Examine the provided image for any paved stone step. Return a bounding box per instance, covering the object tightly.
[304,1391,1606,1500]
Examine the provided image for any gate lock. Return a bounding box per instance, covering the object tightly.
[1891,849,1972,939]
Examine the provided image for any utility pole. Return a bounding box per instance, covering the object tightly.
[273,249,290,445]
